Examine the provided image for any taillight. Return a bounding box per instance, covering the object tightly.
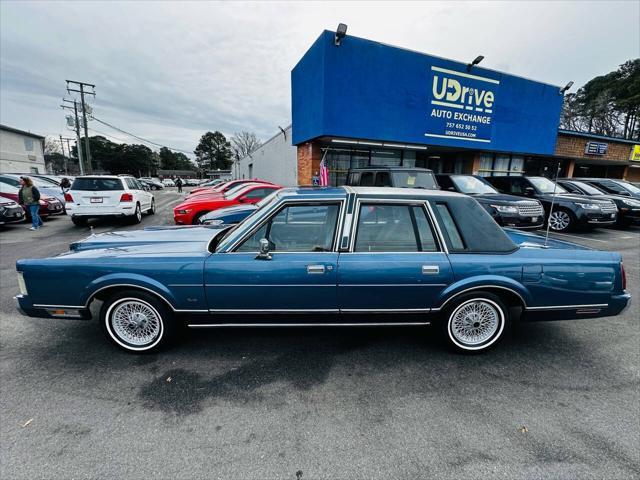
[120,193,133,202]
[621,262,626,291]
[64,193,73,202]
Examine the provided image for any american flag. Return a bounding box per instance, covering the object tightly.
[319,156,329,186]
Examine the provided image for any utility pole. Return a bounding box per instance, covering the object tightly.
[59,135,75,175]
[66,80,95,174]
[61,99,85,175]
[59,134,67,174]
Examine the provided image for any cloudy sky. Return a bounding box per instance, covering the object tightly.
[1,1,638,156]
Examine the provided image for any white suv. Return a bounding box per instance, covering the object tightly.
[65,175,155,226]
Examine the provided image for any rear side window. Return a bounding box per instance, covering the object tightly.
[71,178,124,191]
[434,198,517,253]
[354,204,438,252]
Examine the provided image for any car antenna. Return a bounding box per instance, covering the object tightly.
[90,225,95,237]
[543,161,561,248]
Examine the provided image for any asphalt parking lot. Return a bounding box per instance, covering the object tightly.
[1,188,638,480]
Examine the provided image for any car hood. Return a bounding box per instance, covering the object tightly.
[504,228,591,250]
[68,225,224,252]
[470,193,539,205]
[536,193,613,204]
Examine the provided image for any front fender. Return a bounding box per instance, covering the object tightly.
[80,273,179,309]
[435,275,532,310]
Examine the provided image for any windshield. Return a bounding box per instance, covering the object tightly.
[450,175,498,194]
[571,181,605,195]
[71,177,124,191]
[391,171,438,189]
[614,180,640,194]
[529,177,568,194]
[224,184,254,198]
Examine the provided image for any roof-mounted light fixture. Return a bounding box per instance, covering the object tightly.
[335,23,348,46]
[466,55,484,72]
[560,81,574,95]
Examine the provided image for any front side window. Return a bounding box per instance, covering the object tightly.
[354,204,438,252]
[237,203,340,252]
[24,138,34,151]
[528,177,567,194]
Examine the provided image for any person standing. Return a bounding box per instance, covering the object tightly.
[175,177,183,193]
[18,176,43,230]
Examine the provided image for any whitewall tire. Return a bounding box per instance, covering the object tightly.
[443,292,508,353]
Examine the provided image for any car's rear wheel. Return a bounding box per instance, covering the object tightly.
[100,290,175,353]
[71,216,87,227]
[547,208,573,232]
[130,203,142,224]
[442,292,508,353]
[147,199,156,215]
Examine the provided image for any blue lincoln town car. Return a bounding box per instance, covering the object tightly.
[15,187,630,353]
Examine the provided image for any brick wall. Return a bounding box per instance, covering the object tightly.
[555,134,632,161]
[296,141,323,185]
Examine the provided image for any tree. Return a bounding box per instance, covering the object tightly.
[559,58,640,140]
[231,131,262,160]
[159,147,195,170]
[194,131,233,170]
[44,136,61,155]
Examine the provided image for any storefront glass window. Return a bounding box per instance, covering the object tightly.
[494,155,510,175]
[403,150,416,167]
[510,156,524,174]
[371,149,401,166]
[478,154,494,177]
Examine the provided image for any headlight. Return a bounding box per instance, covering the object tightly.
[575,203,601,210]
[175,209,192,214]
[491,204,518,214]
[621,198,640,207]
[17,272,28,295]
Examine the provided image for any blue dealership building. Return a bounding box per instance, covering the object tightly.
[289,30,638,185]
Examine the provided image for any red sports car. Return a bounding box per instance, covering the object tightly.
[174,183,281,224]
[189,178,273,196]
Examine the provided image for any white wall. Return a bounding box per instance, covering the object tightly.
[235,125,297,186]
[0,128,47,174]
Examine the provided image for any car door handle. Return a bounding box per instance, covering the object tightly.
[307,265,325,274]
[422,265,439,275]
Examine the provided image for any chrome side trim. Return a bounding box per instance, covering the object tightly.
[205,284,334,287]
[526,303,608,311]
[341,308,430,313]
[338,284,448,287]
[33,303,85,309]
[167,284,203,287]
[188,321,431,328]
[208,308,339,313]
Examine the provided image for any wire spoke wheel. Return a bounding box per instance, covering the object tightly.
[110,299,161,347]
[549,210,570,231]
[450,300,501,347]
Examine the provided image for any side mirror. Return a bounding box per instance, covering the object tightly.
[237,196,247,203]
[524,187,535,197]
[256,238,272,260]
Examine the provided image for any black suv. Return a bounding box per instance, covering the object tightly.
[346,167,439,190]
[571,177,640,200]
[486,175,618,232]
[436,174,544,229]
[557,178,640,227]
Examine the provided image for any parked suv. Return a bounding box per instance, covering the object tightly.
[436,174,544,229]
[65,175,155,226]
[485,175,617,232]
[557,178,640,227]
[571,177,640,200]
[346,167,439,190]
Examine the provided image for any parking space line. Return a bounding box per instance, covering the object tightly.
[548,232,610,244]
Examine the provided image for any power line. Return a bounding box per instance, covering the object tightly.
[90,115,193,154]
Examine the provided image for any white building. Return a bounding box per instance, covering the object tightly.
[235,125,297,186]
[0,124,47,174]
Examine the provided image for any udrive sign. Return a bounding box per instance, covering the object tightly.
[426,66,500,143]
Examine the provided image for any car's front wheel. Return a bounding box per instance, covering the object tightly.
[100,290,175,353]
[547,208,574,232]
[442,292,508,353]
[71,216,87,227]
